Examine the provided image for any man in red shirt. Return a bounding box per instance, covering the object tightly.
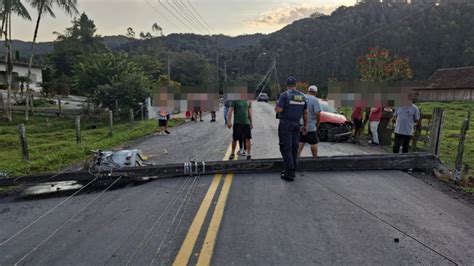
[369,107,382,145]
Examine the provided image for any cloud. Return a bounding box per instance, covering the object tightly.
[249,2,344,27]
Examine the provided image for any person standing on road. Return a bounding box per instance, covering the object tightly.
[158,109,170,135]
[224,100,231,125]
[351,103,364,144]
[368,106,382,145]
[392,103,420,153]
[227,100,253,160]
[276,77,308,181]
[298,85,321,158]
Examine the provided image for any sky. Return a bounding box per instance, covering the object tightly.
[12,0,356,42]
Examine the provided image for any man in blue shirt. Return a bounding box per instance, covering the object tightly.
[298,85,321,158]
[392,103,420,153]
[275,77,308,181]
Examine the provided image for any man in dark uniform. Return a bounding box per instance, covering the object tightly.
[275,77,308,181]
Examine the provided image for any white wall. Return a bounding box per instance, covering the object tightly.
[0,63,43,93]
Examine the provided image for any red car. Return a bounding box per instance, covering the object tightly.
[317,99,353,142]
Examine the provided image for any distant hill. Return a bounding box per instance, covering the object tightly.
[1,33,266,60]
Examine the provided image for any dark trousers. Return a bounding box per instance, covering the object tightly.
[393,133,411,153]
[278,120,300,171]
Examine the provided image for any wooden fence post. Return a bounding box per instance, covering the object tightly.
[139,103,144,121]
[109,110,113,137]
[75,116,81,144]
[57,96,62,117]
[130,109,134,123]
[428,107,444,156]
[18,123,29,161]
[455,111,471,170]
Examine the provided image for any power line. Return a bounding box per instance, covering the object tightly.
[178,0,213,34]
[164,0,203,33]
[173,0,211,34]
[184,0,215,33]
[145,0,181,32]
[155,0,195,32]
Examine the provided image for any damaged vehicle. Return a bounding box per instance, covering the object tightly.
[317,99,353,142]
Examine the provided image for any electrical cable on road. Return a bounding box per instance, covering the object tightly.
[103,174,187,265]
[14,176,124,266]
[125,174,195,265]
[0,176,100,248]
[150,175,199,265]
[314,179,458,266]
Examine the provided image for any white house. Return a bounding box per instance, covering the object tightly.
[0,60,44,93]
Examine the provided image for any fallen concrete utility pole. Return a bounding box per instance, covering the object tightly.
[0,153,441,187]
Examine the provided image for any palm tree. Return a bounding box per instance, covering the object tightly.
[24,0,78,121]
[152,22,163,37]
[1,0,31,121]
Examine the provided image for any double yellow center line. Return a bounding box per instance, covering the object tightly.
[173,143,236,266]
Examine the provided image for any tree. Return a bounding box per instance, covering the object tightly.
[25,0,78,121]
[357,47,413,82]
[50,13,108,79]
[152,23,163,37]
[126,27,135,39]
[1,0,31,121]
[169,51,216,88]
[72,53,151,111]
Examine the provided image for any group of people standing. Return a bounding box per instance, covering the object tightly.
[351,100,421,154]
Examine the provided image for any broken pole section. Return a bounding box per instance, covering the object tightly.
[18,123,29,161]
[130,109,134,123]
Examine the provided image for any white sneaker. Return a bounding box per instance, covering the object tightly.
[238,149,245,155]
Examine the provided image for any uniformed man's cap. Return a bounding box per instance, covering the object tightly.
[287,77,297,86]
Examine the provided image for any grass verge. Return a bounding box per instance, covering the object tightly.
[0,114,184,177]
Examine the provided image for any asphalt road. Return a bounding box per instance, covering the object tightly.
[0,102,473,265]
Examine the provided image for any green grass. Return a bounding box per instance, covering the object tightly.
[417,102,473,169]
[0,115,183,177]
[339,102,474,170]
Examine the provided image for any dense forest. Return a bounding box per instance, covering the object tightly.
[227,0,474,90]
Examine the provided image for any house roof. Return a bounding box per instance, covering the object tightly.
[0,60,45,70]
[423,66,474,90]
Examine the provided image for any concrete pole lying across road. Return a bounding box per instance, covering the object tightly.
[0,153,442,187]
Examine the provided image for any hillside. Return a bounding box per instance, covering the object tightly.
[227,1,474,88]
[1,33,266,60]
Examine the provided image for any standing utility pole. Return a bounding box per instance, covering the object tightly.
[216,53,219,90]
[224,62,227,82]
[167,56,171,86]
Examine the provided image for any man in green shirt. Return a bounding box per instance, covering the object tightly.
[227,100,253,160]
